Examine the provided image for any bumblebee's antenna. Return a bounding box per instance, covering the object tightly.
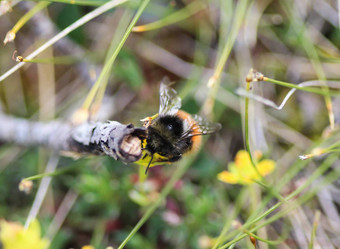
[145,154,153,174]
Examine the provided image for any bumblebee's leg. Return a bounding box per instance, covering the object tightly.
[140,117,153,128]
[140,113,159,128]
[168,154,182,162]
[145,154,154,175]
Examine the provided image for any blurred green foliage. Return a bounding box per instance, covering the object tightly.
[0,0,340,248]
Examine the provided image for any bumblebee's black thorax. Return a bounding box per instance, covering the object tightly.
[145,115,193,162]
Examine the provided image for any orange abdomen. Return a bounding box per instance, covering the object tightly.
[176,110,202,153]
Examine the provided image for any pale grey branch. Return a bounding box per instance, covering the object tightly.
[0,113,145,163]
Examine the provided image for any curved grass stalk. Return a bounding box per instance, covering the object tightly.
[0,0,128,83]
[132,0,205,32]
[236,80,340,110]
[264,77,340,96]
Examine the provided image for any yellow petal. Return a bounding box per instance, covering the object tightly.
[257,159,275,176]
[234,150,252,170]
[239,177,253,185]
[218,171,239,184]
[228,163,238,174]
[219,150,276,186]
[0,219,49,249]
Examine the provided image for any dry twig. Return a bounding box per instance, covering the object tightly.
[0,113,145,163]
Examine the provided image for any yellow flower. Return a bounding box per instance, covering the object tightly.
[218,150,275,185]
[0,219,49,249]
[81,246,95,249]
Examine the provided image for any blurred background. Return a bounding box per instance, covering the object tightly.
[0,0,340,248]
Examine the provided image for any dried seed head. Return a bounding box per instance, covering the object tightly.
[4,30,15,45]
[16,56,23,62]
[299,154,312,160]
[246,68,264,83]
[299,148,325,160]
[19,179,33,194]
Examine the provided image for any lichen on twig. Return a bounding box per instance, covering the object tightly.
[0,113,145,163]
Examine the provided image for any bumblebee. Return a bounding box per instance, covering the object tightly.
[137,77,221,173]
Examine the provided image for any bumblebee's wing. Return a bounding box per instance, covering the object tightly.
[187,114,222,136]
[159,77,181,115]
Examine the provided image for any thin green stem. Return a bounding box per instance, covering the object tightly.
[11,1,50,33]
[212,0,248,84]
[249,159,340,239]
[18,56,80,64]
[217,131,339,247]
[308,211,320,249]
[82,0,149,111]
[117,154,196,249]
[92,9,133,115]
[23,163,82,181]
[203,0,248,115]
[133,0,205,32]
[322,140,340,151]
[244,81,262,177]
[244,80,286,203]
[241,228,285,245]
[250,155,336,227]
[212,188,249,249]
[0,0,128,82]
